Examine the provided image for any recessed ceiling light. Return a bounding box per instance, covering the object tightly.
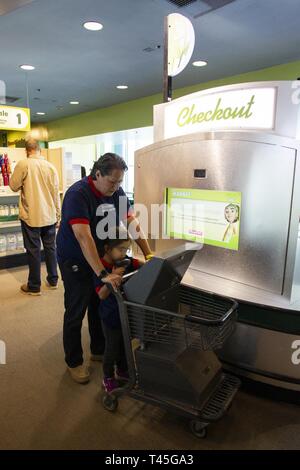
[70,101,79,105]
[83,21,103,31]
[116,85,128,90]
[19,64,35,71]
[36,112,46,115]
[192,60,208,67]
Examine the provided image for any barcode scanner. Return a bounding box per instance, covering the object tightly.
[114,259,131,269]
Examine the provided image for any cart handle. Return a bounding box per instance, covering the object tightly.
[122,270,139,282]
[107,270,139,299]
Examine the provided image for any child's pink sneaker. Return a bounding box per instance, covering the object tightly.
[103,377,119,393]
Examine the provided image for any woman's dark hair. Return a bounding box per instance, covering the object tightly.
[99,226,131,257]
[90,153,128,180]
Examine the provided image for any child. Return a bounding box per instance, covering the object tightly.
[94,227,142,393]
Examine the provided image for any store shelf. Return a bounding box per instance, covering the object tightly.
[0,250,27,270]
[0,221,21,229]
[0,249,25,258]
[0,249,46,270]
[0,187,19,197]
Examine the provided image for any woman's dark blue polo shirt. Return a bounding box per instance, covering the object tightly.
[56,176,133,267]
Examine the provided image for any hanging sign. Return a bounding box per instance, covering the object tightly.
[0,105,31,131]
[168,13,195,77]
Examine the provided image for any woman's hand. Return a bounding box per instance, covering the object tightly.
[102,272,122,291]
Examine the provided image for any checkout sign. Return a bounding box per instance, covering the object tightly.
[0,105,31,132]
[164,87,276,139]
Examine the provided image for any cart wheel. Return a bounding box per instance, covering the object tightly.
[190,420,207,439]
[102,393,118,412]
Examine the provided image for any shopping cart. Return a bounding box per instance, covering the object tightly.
[102,244,241,439]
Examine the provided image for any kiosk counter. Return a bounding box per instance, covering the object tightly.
[134,81,300,391]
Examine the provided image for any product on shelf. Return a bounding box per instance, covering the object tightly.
[16,233,24,250]
[6,233,17,251]
[3,205,9,216]
[0,153,11,187]
[0,232,24,254]
[0,234,7,253]
[0,204,19,221]
[8,204,18,216]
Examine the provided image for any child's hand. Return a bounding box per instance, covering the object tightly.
[112,266,126,276]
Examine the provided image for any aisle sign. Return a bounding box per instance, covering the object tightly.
[0,105,31,131]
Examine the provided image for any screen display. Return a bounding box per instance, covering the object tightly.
[164,187,241,251]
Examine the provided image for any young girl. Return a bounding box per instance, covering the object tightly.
[94,227,142,393]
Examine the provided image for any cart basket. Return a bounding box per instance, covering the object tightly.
[122,285,238,351]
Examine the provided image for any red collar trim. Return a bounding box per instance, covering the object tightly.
[101,257,113,270]
[88,176,104,198]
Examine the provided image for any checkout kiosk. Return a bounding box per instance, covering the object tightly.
[134,81,300,392]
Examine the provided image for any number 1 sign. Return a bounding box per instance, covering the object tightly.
[0,105,31,131]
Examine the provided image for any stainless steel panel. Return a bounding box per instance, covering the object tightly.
[222,363,300,391]
[290,223,300,303]
[284,149,300,302]
[219,322,300,385]
[181,268,300,310]
[135,133,296,294]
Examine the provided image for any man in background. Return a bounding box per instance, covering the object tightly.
[10,138,60,295]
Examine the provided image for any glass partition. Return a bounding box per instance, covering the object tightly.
[49,126,153,196]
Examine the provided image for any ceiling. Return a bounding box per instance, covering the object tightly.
[1,0,300,123]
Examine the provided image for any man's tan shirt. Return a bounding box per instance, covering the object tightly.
[9,154,61,228]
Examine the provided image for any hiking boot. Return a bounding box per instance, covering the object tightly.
[45,280,58,290]
[20,284,41,296]
[68,365,90,384]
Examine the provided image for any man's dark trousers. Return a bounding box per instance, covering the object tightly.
[60,260,105,368]
[21,220,58,291]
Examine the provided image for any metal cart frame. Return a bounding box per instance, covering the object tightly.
[101,272,241,439]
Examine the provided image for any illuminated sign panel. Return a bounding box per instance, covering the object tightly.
[164,87,276,139]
